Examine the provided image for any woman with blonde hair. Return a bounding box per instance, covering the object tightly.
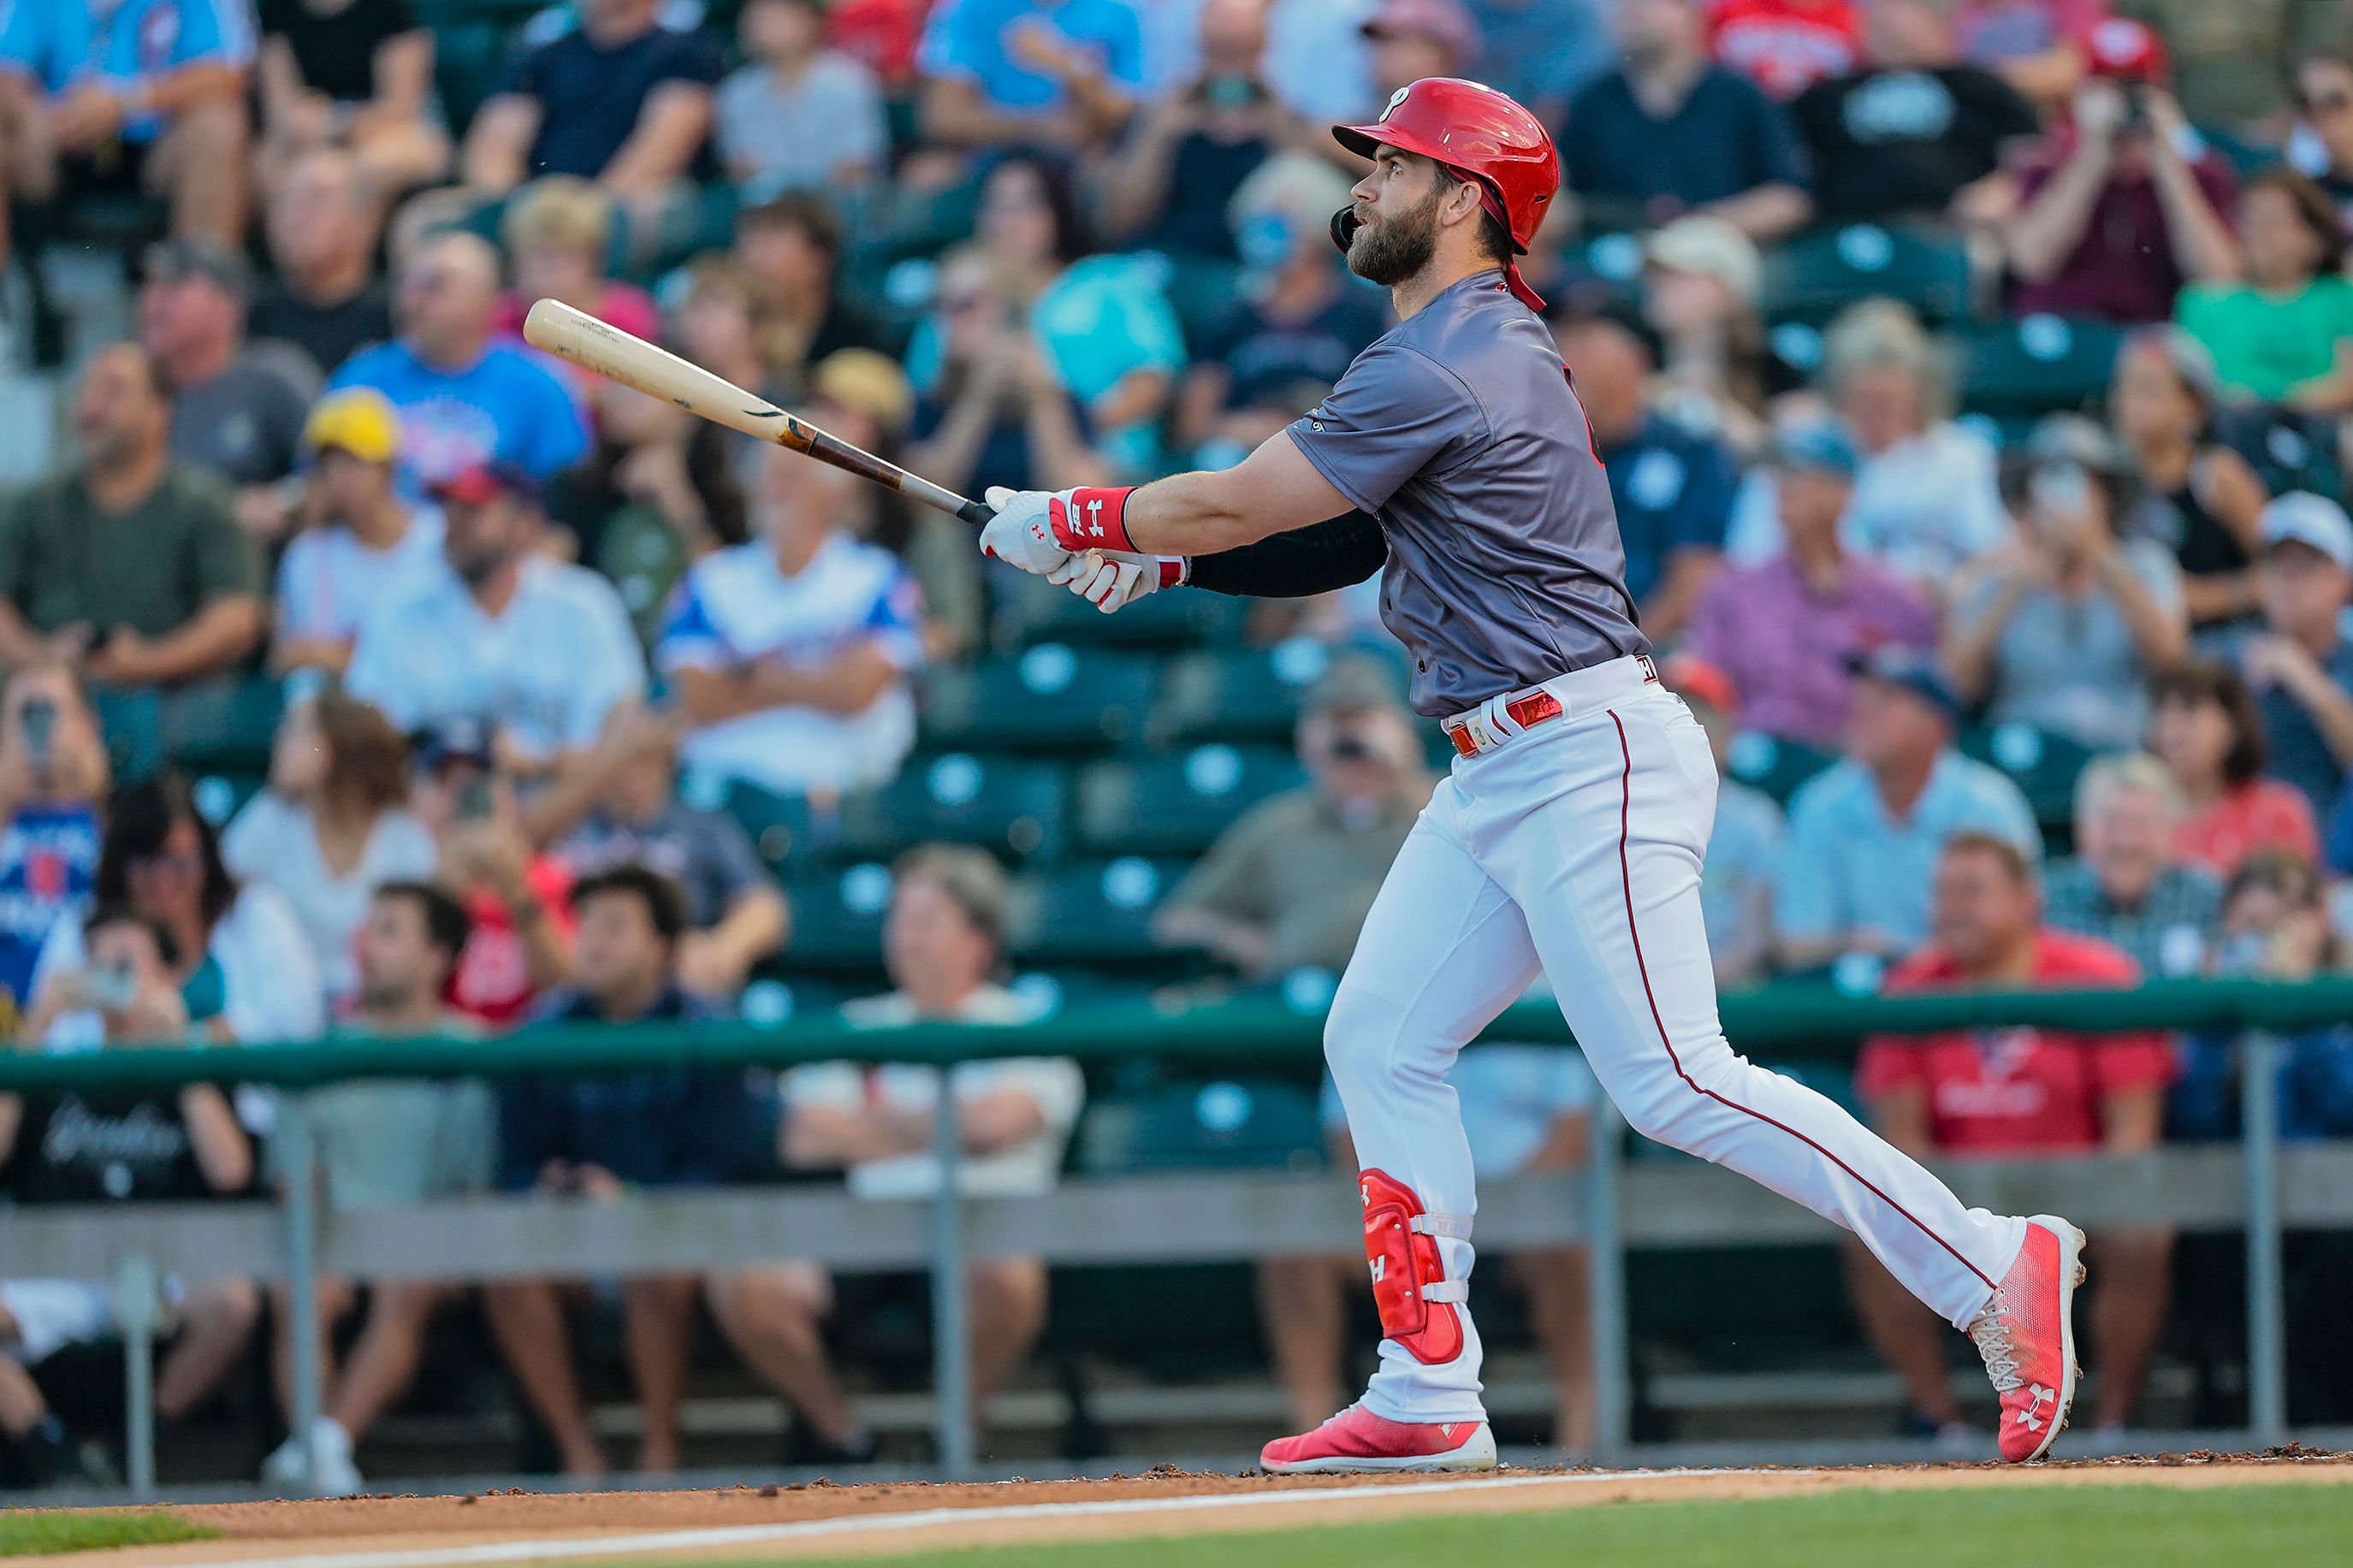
[1817,299,2008,588]
[493,177,663,376]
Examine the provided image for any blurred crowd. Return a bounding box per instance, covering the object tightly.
[3,0,2353,1489]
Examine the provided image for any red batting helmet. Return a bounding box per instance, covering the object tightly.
[1331,77,1560,311]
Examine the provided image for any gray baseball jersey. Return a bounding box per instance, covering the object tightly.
[1285,269,1649,718]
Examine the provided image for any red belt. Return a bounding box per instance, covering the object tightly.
[1444,690,1562,757]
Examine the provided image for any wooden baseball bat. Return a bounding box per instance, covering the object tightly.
[522,297,994,527]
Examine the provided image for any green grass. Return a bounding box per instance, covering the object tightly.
[0,1508,217,1557]
[632,1482,2353,1568]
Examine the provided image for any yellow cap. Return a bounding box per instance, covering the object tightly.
[303,388,402,464]
[812,348,914,435]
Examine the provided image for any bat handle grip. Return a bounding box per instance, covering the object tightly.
[957,497,995,528]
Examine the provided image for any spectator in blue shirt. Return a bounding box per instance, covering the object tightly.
[459,0,723,251]
[2235,494,2353,819]
[1776,648,2040,973]
[1555,311,1732,642]
[0,666,107,1037]
[918,0,1145,152]
[482,865,774,1477]
[2170,850,2353,1143]
[1560,0,1812,240]
[332,233,590,487]
[0,0,256,275]
[1467,0,1617,127]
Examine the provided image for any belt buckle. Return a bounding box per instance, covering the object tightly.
[1448,710,1496,756]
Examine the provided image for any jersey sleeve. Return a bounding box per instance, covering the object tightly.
[1283,341,1486,515]
[655,574,728,674]
[176,0,258,68]
[861,563,928,672]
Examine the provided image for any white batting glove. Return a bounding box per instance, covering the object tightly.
[1052,549,1185,613]
[980,487,1073,577]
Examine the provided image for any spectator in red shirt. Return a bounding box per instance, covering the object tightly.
[2003,18,2237,324]
[1851,831,2175,1442]
[1708,0,1861,102]
[2149,661,2320,879]
[408,725,574,1028]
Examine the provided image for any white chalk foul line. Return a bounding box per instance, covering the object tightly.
[239,1468,1799,1568]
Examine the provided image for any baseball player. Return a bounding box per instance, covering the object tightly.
[979,78,2084,1471]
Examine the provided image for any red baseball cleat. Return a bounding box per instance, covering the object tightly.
[1968,1215,2087,1463]
[1259,1405,1497,1474]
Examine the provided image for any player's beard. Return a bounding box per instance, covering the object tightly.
[1346,187,1442,287]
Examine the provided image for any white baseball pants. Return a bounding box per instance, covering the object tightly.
[1326,660,2027,1425]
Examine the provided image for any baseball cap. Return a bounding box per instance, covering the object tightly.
[2085,17,2169,86]
[1663,654,1740,724]
[1645,216,1763,308]
[812,348,914,435]
[1766,421,1860,478]
[429,459,541,508]
[1307,656,1408,718]
[1843,645,1960,724]
[2023,412,2129,475]
[1360,0,1479,55]
[302,388,402,464]
[141,238,253,300]
[2260,492,2353,571]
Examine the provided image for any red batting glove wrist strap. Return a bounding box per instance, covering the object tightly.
[1049,487,1138,553]
[1156,557,1187,589]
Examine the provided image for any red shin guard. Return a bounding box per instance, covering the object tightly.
[1359,1169,1468,1365]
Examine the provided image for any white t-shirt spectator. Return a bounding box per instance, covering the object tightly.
[787,984,1083,1199]
[347,557,647,762]
[1728,422,2009,585]
[715,51,887,192]
[273,506,446,650]
[656,534,923,796]
[221,793,440,1000]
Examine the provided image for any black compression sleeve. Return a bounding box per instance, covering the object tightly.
[1185,511,1387,599]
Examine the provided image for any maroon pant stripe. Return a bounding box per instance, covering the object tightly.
[1608,711,1996,1293]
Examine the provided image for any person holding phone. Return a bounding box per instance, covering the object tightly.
[0,666,109,1041]
[1941,415,2189,749]
[1,908,260,1485]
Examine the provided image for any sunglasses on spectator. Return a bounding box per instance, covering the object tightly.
[2309,91,2353,116]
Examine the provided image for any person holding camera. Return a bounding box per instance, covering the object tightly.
[1,908,259,1485]
[0,666,109,1041]
[2005,18,2237,325]
[1940,415,2188,751]
[1102,0,1301,259]
[1153,665,1431,982]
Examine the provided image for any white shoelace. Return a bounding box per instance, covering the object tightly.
[1969,1304,2022,1393]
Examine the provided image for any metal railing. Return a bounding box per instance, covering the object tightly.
[1,980,2346,1494]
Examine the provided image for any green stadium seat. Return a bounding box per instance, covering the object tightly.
[778,861,897,973]
[1151,639,1338,746]
[993,567,1245,650]
[1007,857,1188,966]
[835,753,1069,865]
[1073,1079,1325,1175]
[1960,720,2098,831]
[918,645,1156,754]
[1076,745,1306,858]
[1763,222,1973,326]
[1955,315,2126,420]
[1722,731,1839,806]
[190,772,266,829]
[707,780,824,871]
[161,676,284,776]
